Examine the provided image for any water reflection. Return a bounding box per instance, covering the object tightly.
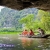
[21,37,33,47]
[20,37,50,50]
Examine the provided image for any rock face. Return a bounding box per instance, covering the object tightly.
[0,0,50,11]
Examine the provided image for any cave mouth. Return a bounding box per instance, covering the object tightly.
[0,5,50,39]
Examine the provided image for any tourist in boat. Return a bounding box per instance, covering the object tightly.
[28,29,34,36]
[22,29,28,36]
[38,28,45,35]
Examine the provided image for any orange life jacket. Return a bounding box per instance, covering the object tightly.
[22,31,28,35]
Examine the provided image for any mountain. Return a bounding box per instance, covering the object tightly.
[0,7,38,30]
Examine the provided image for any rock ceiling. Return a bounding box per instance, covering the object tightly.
[0,0,50,11]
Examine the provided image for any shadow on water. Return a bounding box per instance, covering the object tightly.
[0,34,50,50]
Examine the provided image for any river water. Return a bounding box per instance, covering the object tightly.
[0,34,50,50]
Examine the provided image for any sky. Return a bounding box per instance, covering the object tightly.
[0,6,4,12]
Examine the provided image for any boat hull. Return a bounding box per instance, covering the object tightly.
[19,34,50,38]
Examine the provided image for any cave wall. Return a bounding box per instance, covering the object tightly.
[0,0,50,11]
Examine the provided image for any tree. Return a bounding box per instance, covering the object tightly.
[20,14,34,30]
[37,10,50,30]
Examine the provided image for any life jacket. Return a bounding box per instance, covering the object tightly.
[29,31,34,35]
[22,31,28,35]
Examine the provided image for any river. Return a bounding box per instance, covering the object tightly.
[0,34,50,50]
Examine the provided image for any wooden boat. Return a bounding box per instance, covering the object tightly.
[19,34,50,38]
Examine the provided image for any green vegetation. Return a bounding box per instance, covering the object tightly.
[0,28,22,34]
[0,7,50,34]
[20,14,34,30]
[37,10,50,31]
[0,32,21,34]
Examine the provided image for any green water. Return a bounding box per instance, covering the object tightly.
[0,34,50,50]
